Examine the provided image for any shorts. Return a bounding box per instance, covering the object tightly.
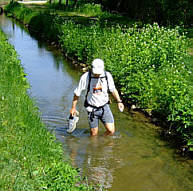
[87,104,114,129]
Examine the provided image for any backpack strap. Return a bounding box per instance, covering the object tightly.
[86,70,91,99]
[84,71,91,107]
[105,71,109,93]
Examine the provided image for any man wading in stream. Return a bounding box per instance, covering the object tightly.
[70,58,124,136]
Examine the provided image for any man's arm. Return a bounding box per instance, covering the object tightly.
[111,88,121,102]
[111,89,124,112]
[70,94,79,116]
[70,72,88,115]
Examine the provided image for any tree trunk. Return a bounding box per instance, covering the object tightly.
[49,0,52,4]
[73,0,78,8]
[116,0,122,10]
[66,0,69,7]
[59,0,62,5]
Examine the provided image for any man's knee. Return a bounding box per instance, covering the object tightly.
[107,129,115,135]
[90,127,98,136]
[105,123,115,135]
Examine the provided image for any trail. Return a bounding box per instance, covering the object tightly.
[18,1,47,4]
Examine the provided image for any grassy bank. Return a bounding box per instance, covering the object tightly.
[0,29,91,190]
[4,2,193,152]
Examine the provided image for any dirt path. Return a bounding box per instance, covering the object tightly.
[18,1,47,4]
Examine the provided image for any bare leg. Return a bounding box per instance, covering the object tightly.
[90,127,99,136]
[104,123,115,136]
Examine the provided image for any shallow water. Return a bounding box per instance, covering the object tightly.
[1,14,193,191]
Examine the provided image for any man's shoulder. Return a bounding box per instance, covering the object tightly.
[105,71,113,77]
[82,71,89,76]
[80,71,89,81]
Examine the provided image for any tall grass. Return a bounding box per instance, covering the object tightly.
[0,29,91,190]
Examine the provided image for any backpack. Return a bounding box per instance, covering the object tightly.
[84,70,110,108]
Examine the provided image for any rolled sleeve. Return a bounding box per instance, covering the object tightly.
[107,72,116,92]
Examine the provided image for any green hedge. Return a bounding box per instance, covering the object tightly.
[5,2,193,150]
[0,28,91,190]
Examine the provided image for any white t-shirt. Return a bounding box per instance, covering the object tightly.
[74,71,116,107]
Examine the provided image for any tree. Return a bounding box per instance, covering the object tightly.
[73,0,78,7]
[66,0,69,6]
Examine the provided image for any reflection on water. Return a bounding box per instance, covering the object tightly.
[1,14,193,191]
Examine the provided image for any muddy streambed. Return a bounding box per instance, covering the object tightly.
[1,14,193,191]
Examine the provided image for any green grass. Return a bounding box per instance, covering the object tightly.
[0,29,91,190]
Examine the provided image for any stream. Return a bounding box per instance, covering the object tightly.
[1,14,193,191]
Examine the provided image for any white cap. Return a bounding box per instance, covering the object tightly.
[91,59,104,75]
